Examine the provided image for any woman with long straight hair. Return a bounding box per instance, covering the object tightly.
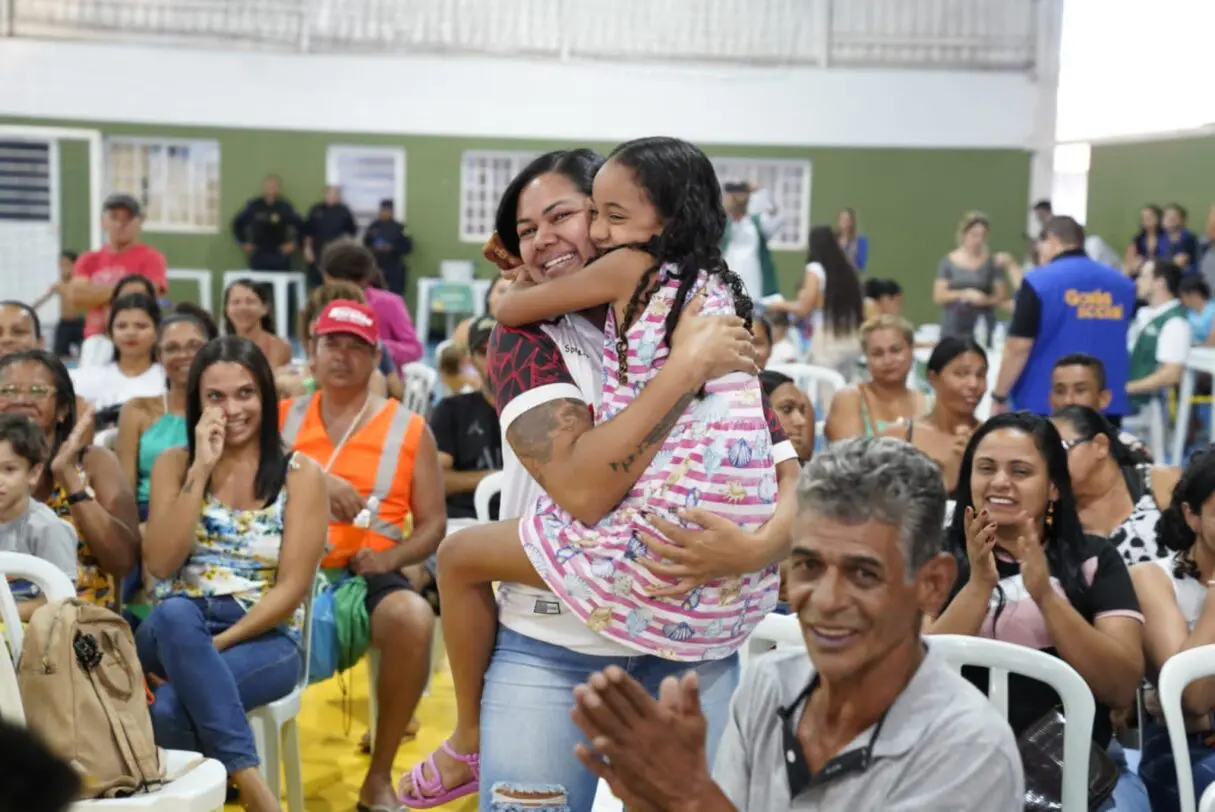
[765,224,865,380]
[928,411,1148,809]
[223,280,293,369]
[139,337,326,812]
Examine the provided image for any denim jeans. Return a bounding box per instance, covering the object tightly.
[135,595,301,773]
[1140,722,1215,812]
[479,627,740,812]
[1097,740,1151,812]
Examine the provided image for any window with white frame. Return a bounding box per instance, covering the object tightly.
[326,145,407,230]
[710,157,812,250]
[460,151,539,243]
[105,137,220,232]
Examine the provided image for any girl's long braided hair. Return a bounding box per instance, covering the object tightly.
[607,137,753,354]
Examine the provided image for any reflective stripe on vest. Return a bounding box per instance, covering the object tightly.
[365,404,414,543]
[281,394,314,447]
[281,393,412,544]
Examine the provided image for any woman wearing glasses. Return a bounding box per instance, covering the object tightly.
[1051,405,1178,566]
[0,349,140,608]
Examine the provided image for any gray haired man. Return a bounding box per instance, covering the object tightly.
[569,437,1024,811]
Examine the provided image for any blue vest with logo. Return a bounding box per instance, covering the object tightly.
[1010,254,1134,416]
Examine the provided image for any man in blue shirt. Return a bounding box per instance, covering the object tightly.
[992,216,1134,418]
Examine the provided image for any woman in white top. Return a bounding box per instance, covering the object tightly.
[765,225,864,380]
[71,292,165,426]
[1132,449,1215,812]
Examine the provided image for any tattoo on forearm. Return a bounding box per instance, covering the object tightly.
[507,398,590,487]
[609,391,695,473]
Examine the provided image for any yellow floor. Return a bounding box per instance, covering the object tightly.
[228,660,477,811]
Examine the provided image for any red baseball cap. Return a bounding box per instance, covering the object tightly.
[313,301,379,346]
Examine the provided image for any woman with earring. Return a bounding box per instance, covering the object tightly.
[927,411,1149,810]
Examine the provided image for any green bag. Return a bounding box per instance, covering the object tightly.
[332,576,371,673]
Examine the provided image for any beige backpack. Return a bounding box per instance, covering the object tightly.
[17,598,166,799]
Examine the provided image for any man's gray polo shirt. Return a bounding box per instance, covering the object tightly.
[712,643,1024,811]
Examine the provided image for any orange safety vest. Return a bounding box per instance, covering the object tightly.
[279,393,424,568]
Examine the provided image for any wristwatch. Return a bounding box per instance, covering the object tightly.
[66,487,95,505]
[991,392,1010,405]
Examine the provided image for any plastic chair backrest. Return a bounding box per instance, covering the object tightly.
[1158,644,1215,812]
[475,471,503,523]
[766,363,847,410]
[0,551,77,663]
[740,612,803,669]
[296,575,319,690]
[930,634,1094,812]
[401,362,437,415]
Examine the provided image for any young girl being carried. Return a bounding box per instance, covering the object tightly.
[398,136,800,807]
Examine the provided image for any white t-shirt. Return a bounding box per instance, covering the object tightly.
[724,216,763,304]
[488,313,796,656]
[71,362,165,412]
[1128,300,1191,365]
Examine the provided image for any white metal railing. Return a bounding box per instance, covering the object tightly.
[9,0,1039,71]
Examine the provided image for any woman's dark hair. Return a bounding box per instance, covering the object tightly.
[758,369,794,398]
[319,240,379,287]
[946,411,1091,631]
[0,300,42,339]
[608,136,752,354]
[806,225,864,336]
[223,279,275,335]
[185,336,286,504]
[106,292,161,364]
[1138,204,1164,235]
[111,274,158,301]
[165,302,219,341]
[926,335,987,377]
[60,249,79,263]
[0,349,76,463]
[1158,449,1215,579]
[1165,202,1188,221]
[494,149,605,259]
[1051,405,1149,467]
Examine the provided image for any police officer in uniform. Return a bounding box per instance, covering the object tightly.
[362,199,413,297]
[302,185,358,289]
[231,174,301,272]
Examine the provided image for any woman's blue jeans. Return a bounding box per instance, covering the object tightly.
[1140,722,1215,812]
[135,595,300,773]
[479,627,740,812]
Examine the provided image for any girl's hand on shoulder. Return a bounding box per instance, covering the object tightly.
[670,294,757,382]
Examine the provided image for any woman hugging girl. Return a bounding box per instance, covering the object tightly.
[399,136,798,807]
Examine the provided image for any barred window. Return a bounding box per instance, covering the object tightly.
[105,137,220,232]
[710,157,812,250]
[459,151,538,243]
[326,144,406,229]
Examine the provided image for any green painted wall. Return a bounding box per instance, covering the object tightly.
[3,116,1030,327]
[1088,134,1215,251]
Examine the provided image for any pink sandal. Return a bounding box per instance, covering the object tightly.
[397,741,481,809]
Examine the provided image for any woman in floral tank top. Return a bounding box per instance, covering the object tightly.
[138,337,327,812]
[0,349,140,609]
[399,138,801,807]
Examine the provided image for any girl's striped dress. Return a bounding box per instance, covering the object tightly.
[518,265,780,661]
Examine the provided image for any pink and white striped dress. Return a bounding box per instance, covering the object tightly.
[518,265,780,661]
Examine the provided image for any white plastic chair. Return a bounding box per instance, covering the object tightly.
[401,362,437,414]
[245,578,317,812]
[1158,644,1215,812]
[740,612,804,669]
[0,552,228,811]
[475,471,503,523]
[94,426,119,450]
[930,634,1095,812]
[1123,396,1169,464]
[766,362,847,440]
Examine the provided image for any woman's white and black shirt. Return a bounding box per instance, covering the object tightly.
[1108,462,1165,565]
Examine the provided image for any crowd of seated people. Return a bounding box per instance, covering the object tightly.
[10,162,1215,812]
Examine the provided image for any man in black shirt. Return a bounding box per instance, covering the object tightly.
[302,185,358,289]
[231,174,301,272]
[428,316,500,520]
[362,199,413,297]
